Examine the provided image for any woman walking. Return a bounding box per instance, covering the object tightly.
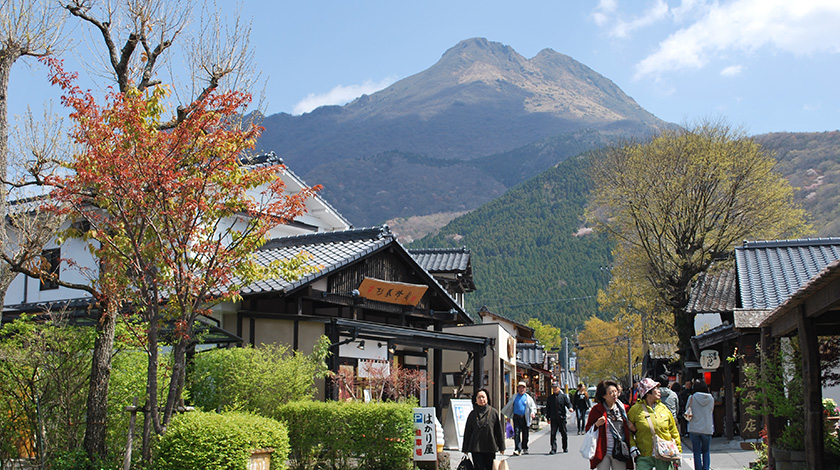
[573,383,591,434]
[627,378,681,470]
[585,380,635,470]
[686,379,714,470]
[462,388,506,470]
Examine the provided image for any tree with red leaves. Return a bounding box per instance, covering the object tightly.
[43,58,320,459]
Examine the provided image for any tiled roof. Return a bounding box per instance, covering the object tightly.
[761,258,840,328]
[517,343,546,365]
[409,247,471,273]
[241,227,394,295]
[687,265,737,314]
[648,342,678,360]
[735,238,840,310]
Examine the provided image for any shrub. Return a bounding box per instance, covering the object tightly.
[188,337,331,415]
[276,401,413,470]
[154,411,289,470]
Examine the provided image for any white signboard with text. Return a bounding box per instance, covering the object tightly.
[413,407,438,461]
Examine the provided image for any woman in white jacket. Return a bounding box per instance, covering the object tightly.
[686,379,714,470]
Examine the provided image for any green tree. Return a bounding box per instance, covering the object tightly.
[0,314,94,467]
[576,316,641,387]
[587,121,809,364]
[527,318,563,350]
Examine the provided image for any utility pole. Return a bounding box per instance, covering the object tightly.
[626,335,632,388]
[564,336,569,392]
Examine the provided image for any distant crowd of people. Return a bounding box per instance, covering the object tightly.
[460,376,715,470]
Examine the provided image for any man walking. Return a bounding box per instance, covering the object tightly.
[545,383,573,454]
[502,381,537,455]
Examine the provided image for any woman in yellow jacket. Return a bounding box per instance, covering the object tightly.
[627,378,681,470]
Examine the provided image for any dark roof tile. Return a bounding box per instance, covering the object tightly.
[735,237,840,310]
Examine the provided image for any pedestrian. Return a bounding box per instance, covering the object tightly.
[501,381,537,455]
[657,375,679,423]
[545,383,573,454]
[686,379,714,470]
[585,380,635,470]
[627,377,681,470]
[462,388,506,470]
[678,380,693,437]
[572,382,591,434]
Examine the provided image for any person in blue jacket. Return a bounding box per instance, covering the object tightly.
[501,381,537,455]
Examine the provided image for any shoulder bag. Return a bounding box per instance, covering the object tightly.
[608,410,631,462]
[457,454,474,470]
[644,409,680,462]
[684,396,693,421]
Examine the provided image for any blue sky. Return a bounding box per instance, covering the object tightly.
[8,0,840,135]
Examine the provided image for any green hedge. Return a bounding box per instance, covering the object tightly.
[154,411,289,470]
[275,401,414,470]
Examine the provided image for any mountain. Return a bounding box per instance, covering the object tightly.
[408,131,840,331]
[257,38,671,226]
[408,156,614,333]
[757,131,840,235]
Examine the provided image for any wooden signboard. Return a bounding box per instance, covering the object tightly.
[358,277,428,306]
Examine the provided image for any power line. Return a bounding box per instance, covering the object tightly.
[480,295,598,310]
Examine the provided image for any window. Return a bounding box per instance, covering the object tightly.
[40,248,60,290]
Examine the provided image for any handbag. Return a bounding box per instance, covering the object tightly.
[457,455,474,470]
[492,459,509,470]
[579,425,598,460]
[505,420,514,438]
[644,410,681,462]
[608,419,631,462]
[684,396,693,421]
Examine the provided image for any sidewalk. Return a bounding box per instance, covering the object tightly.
[445,418,759,470]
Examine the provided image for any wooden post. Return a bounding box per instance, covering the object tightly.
[797,307,824,469]
[723,342,734,441]
[124,397,138,470]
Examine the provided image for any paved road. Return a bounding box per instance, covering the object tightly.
[447,417,758,470]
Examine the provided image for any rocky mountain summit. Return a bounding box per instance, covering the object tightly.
[256,38,670,226]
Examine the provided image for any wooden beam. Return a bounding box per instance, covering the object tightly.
[803,276,840,318]
[797,306,824,469]
[769,310,799,337]
[723,342,734,441]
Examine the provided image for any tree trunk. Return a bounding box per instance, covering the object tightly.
[84,303,117,462]
[0,57,15,326]
[141,313,162,462]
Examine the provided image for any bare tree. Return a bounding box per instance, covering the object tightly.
[0,0,65,317]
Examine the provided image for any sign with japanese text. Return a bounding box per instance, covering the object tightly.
[413,407,438,461]
[738,334,763,440]
[358,277,428,306]
[700,349,721,369]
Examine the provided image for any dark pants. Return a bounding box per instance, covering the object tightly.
[575,408,587,433]
[472,451,494,470]
[513,413,529,451]
[549,416,568,452]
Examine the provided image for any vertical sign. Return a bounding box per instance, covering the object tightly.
[413,407,438,461]
[449,399,474,451]
[738,334,762,440]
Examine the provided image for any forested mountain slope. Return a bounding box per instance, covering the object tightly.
[409,156,614,333]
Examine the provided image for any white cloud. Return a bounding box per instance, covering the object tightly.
[634,0,840,79]
[293,77,397,115]
[720,65,743,77]
[593,0,671,38]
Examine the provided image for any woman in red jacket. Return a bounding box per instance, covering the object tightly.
[585,380,635,470]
